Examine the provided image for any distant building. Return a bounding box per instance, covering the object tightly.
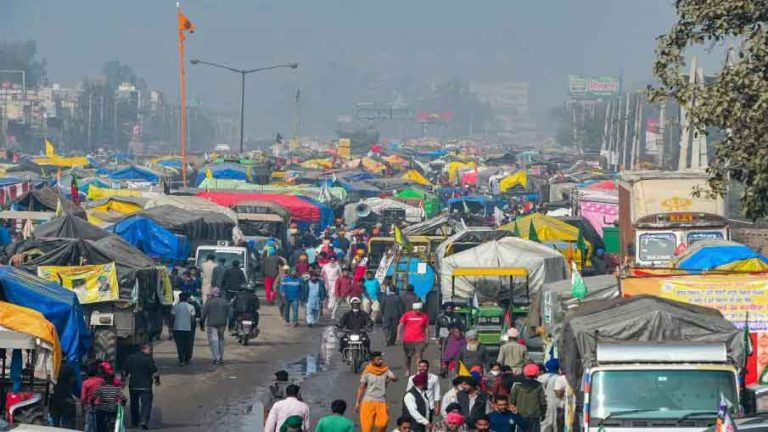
[470,81,537,144]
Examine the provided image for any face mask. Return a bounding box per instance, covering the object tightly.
[490,370,500,376]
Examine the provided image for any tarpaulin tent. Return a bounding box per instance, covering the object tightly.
[671,240,768,272]
[195,163,249,186]
[400,170,431,186]
[135,205,235,243]
[198,191,323,225]
[0,301,61,380]
[144,195,238,223]
[295,196,335,229]
[446,161,476,184]
[109,216,190,261]
[499,171,528,192]
[336,180,380,198]
[34,214,110,241]
[500,213,592,264]
[13,187,86,219]
[394,188,439,217]
[86,196,147,225]
[196,179,348,203]
[232,200,291,220]
[299,159,333,169]
[439,236,567,300]
[558,295,743,390]
[342,171,377,182]
[33,155,90,168]
[86,184,148,201]
[106,166,160,183]
[382,154,408,167]
[0,266,89,363]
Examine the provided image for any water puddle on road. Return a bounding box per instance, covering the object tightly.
[210,326,341,432]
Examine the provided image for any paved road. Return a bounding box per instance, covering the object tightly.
[144,303,447,431]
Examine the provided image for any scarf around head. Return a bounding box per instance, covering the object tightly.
[280,415,303,432]
[363,362,390,376]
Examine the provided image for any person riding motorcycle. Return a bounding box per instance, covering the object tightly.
[336,297,373,356]
[232,285,260,336]
[435,302,466,342]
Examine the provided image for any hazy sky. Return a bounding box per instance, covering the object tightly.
[1,0,681,137]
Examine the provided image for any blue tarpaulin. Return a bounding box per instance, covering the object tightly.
[342,171,377,182]
[385,257,435,300]
[108,217,191,262]
[296,196,335,229]
[108,166,159,183]
[0,266,90,363]
[195,163,248,186]
[675,241,768,271]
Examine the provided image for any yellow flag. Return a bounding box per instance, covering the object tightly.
[205,165,213,179]
[45,139,55,157]
[458,361,471,377]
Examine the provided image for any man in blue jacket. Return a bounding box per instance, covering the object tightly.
[280,267,303,327]
[488,395,526,432]
[302,271,326,327]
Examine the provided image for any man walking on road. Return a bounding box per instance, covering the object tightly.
[123,344,159,430]
[397,302,429,376]
[403,372,433,432]
[380,284,404,346]
[281,267,303,326]
[356,351,397,432]
[265,384,310,432]
[321,256,342,319]
[315,399,354,432]
[262,251,285,304]
[303,271,326,327]
[221,260,247,300]
[509,363,546,432]
[200,254,217,301]
[497,328,528,374]
[406,360,442,418]
[212,258,226,291]
[170,292,195,366]
[201,287,231,365]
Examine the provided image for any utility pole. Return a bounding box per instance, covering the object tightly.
[658,101,666,169]
[621,93,631,170]
[87,93,93,151]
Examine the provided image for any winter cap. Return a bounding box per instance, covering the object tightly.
[412,302,423,310]
[412,372,428,387]
[523,363,540,378]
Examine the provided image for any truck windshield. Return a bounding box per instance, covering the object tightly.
[638,233,676,262]
[590,369,737,419]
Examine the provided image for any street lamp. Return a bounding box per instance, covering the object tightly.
[190,59,298,154]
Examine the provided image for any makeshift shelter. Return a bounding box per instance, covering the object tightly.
[500,213,592,265]
[393,188,439,217]
[33,155,90,168]
[232,200,291,220]
[446,161,476,184]
[400,170,431,186]
[0,266,90,364]
[499,171,528,192]
[439,236,567,300]
[403,214,466,236]
[558,295,744,390]
[13,187,86,219]
[131,205,234,244]
[86,196,147,224]
[106,166,161,183]
[382,154,408,167]
[342,198,424,225]
[0,301,61,380]
[195,163,248,186]
[86,184,150,201]
[196,179,348,203]
[144,195,238,223]
[33,214,109,241]
[109,216,191,261]
[671,240,768,272]
[198,191,327,227]
[447,196,495,216]
[299,159,333,169]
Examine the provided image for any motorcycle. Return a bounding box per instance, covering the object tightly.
[341,331,369,373]
[235,312,260,345]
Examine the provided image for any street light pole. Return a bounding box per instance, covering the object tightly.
[189,59,298,153]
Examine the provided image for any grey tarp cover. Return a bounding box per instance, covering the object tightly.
[439,236,567,300]
[403,214,466,236]
[232,200,290,220]
[14,187,86,219]
[144,195,238,223]
[138,205,235,243]
[527,274,619,339]
[343,198,423,225]
[434,228,515,274]
[558,295,744,390]
[33,214,111,241]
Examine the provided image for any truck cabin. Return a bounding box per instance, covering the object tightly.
[634,212,728,267]
[585,342,739,430]
[237,213,287,248]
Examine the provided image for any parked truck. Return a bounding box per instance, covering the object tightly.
[618,171,728,267]
[559,295,744,431]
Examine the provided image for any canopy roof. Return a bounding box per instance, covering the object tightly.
[342,198,424,225]
[34,214,110,241]
[144,195,237,223]
[109,216,190,261]
[0,266,89,365]
[439,236,567,300]
[136,205,234,243]
[559,295,743,389]
[106,165,160,183]
[198,191,322,224]
[500,213,592,256]
[232,200,291,220]
[0,302,61,380]
[671,240,768,272]
[14,187,86,219]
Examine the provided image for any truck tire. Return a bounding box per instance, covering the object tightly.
[94,327,117,364]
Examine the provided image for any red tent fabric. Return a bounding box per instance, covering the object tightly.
[197,191,320,222]
[461,171,477,185]
[585,179,616,190]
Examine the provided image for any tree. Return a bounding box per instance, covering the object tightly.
[649,1,768,220]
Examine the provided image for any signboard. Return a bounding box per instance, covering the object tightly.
[568,75,620,98]
[645,118,661,154]
[38,263,120,304]
[375,253,394,283]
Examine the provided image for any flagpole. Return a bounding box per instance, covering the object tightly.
[177,2,188,187]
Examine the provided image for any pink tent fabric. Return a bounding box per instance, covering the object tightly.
[585,179,616,190]
[461,171,477,185]
[580,200,618,237]
[197,191,320,222]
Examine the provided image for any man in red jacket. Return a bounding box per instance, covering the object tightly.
[335,267,362,306]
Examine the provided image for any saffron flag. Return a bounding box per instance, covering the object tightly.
[178,9,195,41]
[45,139,55,157]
